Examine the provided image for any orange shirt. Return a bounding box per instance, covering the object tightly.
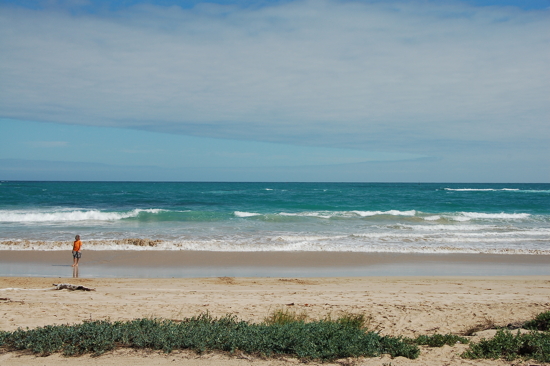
[73,240,82,252]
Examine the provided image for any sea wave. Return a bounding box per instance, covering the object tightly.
[423,215,441,221]
[0,209,163,222]
[352,210,416,217]
[235,210,534,222]
[1,237,549,255]
[0,208,540,223]
[444,188,550,193]
[458,212,530,220]
[278,210,417,219]
[445,188,506,192]
[234,211,261,217]
[414,212,533,222]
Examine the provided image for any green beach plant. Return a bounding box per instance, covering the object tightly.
[462,311,550,363]
[462,329,550,363]
[523,311,550,331]
[0,313,420,360]
[0,330,8,347]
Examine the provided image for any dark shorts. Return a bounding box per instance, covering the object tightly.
[72,251,82,259]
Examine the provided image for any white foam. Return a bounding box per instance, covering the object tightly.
[445,188,497,191]
[304,212,333,219]
[423,215,441,221]
[460,212,530,220]
[449,216,472,222]
[352,210,416,217]
[234,211,261,217]
[2,231,550,255]
[278,212,333,219]
[444,188,547,193]
[278,210,416,219]
[0,209,162,222]
[266,210,539,223]
[400,224,493,231]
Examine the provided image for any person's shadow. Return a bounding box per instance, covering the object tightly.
[72,266,79,278]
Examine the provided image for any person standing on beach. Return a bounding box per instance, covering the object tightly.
[72,235,82,267]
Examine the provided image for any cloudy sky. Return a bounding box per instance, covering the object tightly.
[1,0,549,182]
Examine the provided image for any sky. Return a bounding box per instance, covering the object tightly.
[1,0,549,182]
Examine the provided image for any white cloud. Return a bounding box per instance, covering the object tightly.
[1,0,549,155]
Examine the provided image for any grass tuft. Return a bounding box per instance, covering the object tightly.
[263,308,308,325]
[332,312,371,330]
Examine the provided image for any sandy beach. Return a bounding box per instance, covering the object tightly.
[1,270,550,365]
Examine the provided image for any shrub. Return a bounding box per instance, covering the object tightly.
[0,314,420,360]
[524,311,550,331]
[462,329,550,363]
[379,336,420,359]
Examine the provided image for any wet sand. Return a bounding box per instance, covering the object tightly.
[1,250,550,277]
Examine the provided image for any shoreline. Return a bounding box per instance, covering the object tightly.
[1,250,550,278]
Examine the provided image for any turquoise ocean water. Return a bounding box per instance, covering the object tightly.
[1,182,549,254]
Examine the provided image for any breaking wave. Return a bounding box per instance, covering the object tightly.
[0,209,163,222]
[444,188,550,193]
[234,211,261,217]
[0,208,538,224]
[1,234,549,255]
[459,212,530,220]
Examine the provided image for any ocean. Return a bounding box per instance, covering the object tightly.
[1,181,549,255]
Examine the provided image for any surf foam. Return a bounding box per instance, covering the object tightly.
[0,209,163,222]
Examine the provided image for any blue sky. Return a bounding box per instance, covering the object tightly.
[1,0,549,182]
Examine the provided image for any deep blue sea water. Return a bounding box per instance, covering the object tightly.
[1,181,549,254]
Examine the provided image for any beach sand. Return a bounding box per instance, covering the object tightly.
[1,273,550,365]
